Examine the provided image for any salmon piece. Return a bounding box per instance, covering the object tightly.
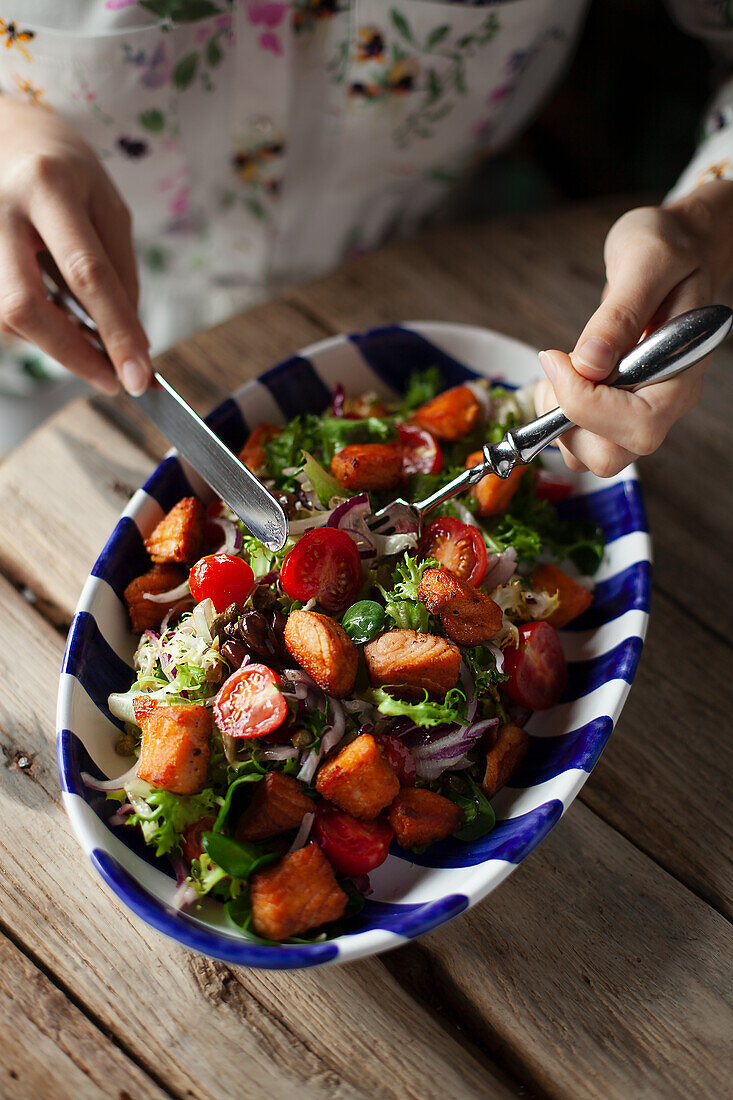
[465,452,524,516]
[235,772,314,841]
[238,423,281,475]
[250,842,348,940]
[137,704,211,795]
[411,385,480,442]
[481,722,530,797]
[363,629,461,696]
[417,568,502,647]
[530,563,593,628]
[124,563,187,633]
[316,734,400,820]
[133,695,159,726]
[388,788,462,849]
[145,497,204,565]
[331,444,402,492]
[283,610,358,697]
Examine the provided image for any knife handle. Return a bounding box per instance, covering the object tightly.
[489,305,732,475]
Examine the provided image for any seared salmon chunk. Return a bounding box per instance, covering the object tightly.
[388,788,462,849]
[250,842,348,940]
[316,734,400,820]
[482,722,530,797]
[136,703,211,795]
[145,497,204,565]
[331,444,403,492]
[236,772,314,841]
[465,452,524,517]
[363,629,461,697]
[411,385,480,441]
[530,563,593,628]
[283,610,359,696]
[418,567,502,646]
[124,563,187,633]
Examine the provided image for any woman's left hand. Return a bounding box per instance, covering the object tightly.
[534,179,733,477]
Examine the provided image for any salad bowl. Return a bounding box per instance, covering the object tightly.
[57,321,651,969]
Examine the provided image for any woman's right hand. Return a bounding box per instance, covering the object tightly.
[0,96,151,395]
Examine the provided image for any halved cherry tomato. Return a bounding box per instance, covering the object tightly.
[502,621,567,711]
[181,816,216,864]
[374,734,416,787]
[398,423,443,476]
[280,528,363,614]
[419,516,487,586]
[189,553,255,612]
[534,470,574,505]
[213,663,288,739]
[313,802,393,876]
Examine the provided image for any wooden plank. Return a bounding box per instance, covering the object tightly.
[2,571,729,1099]
[0,399,154,626]
[0,574,516,1100]
[93,299,330,460]
[581,585,733,918]
[0,934,169,1100]
[404,801,732,1100]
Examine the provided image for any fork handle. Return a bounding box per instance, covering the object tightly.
[488,305,732,476]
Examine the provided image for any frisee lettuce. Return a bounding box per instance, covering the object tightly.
[368,686,468,727]
[125,783,220,858]
[379,553,437,632]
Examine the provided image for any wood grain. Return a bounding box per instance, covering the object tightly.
[1,568,730,1099]
[0,934,169,1100]
[0,573,515,1100]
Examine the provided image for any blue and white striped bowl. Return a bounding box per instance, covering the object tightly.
[57,322,651,969]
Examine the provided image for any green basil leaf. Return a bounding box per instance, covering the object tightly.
[202,832,277,880]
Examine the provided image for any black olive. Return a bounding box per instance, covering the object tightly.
[252,585,277,615]
[221,640,250,668]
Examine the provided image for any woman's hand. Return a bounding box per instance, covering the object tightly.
[0,97,150,395]
[535,180,733,476]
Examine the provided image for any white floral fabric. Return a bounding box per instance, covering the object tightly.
[0,0,730,393]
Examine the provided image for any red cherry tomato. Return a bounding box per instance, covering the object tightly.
[189,553,255,612]
[204,500,228,548]
[398,423,443,476]
[373,734,416,787]
[213,663,287,739]
[313,802,393,876]
[535,470,574,505]
[503,621,567,711]
[181,816,216,865]
[419,516,488,586]
[280,527,363,614]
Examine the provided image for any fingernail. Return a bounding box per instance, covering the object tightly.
[91,372,121,397]
[538,350,556,381]
[575,337,615,378]
[120,359,151,396]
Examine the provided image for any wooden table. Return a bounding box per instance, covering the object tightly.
[0,197,730,1100]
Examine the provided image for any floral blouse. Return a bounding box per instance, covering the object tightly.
[0,0,731,392]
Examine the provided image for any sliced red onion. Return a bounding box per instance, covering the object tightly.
[487,642,505,675]
[321,697,346,755]
[160,600,193,633]
[485,547,518,590]
[327,493,370,528]
[297,748,318,784]
[286,811,314,854]
[288,510,333,537]
[171,881,199,911]
[349,874,373,896]
[259,745,299,761]
[144,579,191,604]
[464,379,493,417]
[192,597,216,643]
[331,383,345,418]
[404,717,498,780]
[208,515,243,556]
[108,803,134,826]
[81,759,139,792]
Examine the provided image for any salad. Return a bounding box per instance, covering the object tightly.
[90,368,604,945]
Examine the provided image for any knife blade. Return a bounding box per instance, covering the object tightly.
[136,376,288,551]
[37,250,288,552]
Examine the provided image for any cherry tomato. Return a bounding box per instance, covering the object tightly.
[374,734,416,787]
[313,802,393,876]
[204,500,228,548]
[280,528,363,614]
[189,553,255,612]
[213,663,287,739]
[502,621,567,711]
[181,816,216,865]
[398,423,443,476]
[419,516,488,586]
[534,470,574,505]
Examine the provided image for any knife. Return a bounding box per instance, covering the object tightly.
[38,251,288,552]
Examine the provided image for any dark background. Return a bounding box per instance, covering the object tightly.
[469,0,714,215]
